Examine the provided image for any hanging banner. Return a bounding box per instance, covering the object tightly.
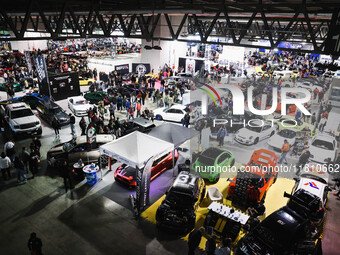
[24,51,33,73]
[135,156,154,213]
[34,55,48,84]
[132,63,151,74]
[115,64,129,74]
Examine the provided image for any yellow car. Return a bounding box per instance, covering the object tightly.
[79,76,95,86]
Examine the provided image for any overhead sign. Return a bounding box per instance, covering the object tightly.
[115,64,129,74]
[24,51,33,73]
[34,55,48,84]
[132,63,150,74]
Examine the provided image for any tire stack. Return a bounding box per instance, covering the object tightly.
[232,171,253,208]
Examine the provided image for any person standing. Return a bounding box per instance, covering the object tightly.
[79,117,87,136]
[136,101,141,117]
[14,156,27,183]
[215,238,232,255]
[27,232,43,255]
[29,149,39,178]
[296,150,311,175]
[217,126,227,146]
[141,91,146,105]
[187,227,205,255]
[205,236,216,255]
[109,102,116,118]
[69,113,76,136]
[319,117,327,132]
[0,152,11,180]
[183,112,190,128]
[4,140,15,162]
[52,117,61,137]
[31,136,41,156]
[19,147,30,174]
[278,139,290,164]
[128,105,135,120]
[61,160,74,192]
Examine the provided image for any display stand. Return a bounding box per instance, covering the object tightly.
[83,164,99,185]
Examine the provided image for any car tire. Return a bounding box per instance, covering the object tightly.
[88,82,92,86]
[254,137,259,144]
[211,173,220,184]
[155,114,163,121]
[231,159,235,166]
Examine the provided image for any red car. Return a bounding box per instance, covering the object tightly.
[228,149,278,206]
[114,150,179,188]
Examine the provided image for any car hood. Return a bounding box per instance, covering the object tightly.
[73,104,91,111]
[236,128,258,139]
[11,115,39,126]
[309,145,335,163]
[48,144,65,156]
[268,134,295,148]
[116,165,137,179]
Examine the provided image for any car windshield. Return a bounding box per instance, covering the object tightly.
[246,126,262,132]
[50,107,63,114]
[278,129,296,138]
[312,139,334,150]
[75,100,88,105]
[62,140,76,152]
[11,109,34,118]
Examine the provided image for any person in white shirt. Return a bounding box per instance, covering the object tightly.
[4,140,15,162]
[0,152,11,180]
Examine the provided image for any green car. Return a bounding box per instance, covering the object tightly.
[0,82,23,92]
[84,91,111,105]
[191,147,235,183]
[271,115,317,136]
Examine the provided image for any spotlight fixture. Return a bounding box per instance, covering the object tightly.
[144,45,152,50]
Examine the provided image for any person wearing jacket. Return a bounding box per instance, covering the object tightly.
[217,126,227,146]
[14,156,27,183]
[187,227,205,255]
[27,232,43,255]
[296,150,311,175]
[278,139,290,164]
[0,152,11,180]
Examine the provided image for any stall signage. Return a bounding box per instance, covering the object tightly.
[136,156,154,212]
[34,55,48,84]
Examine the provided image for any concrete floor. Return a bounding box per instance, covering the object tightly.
[0,83,339,254]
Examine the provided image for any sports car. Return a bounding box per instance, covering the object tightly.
[154,104,198,123]
[267,128,297,151]
[309,134,337,163]
[290,173,331,225]
[234,120,276,145]
[114,150,178,187]
[78,76,95,86]
[84,91,112,105]
[191,147,235,183]
[68,96,92,116]
[270,115,317,136]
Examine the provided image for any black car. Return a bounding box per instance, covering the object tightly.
[121,118,155,136]
[36,99,70,126]
[156,172,205,233]
[235,191,322,255]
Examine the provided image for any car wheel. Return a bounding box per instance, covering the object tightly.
[155,114,163,120]
[88,81,92,85]
[231,159,235,166]
[254,137,259,144]
[211,173,220,184]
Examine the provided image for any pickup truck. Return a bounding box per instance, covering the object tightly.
[0,102,42,139]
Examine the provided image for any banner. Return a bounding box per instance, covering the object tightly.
[136,156,154,212]
[24,51,33,73]
[132,63,150,74]
[34,55,48,84]
[115,64,129,74]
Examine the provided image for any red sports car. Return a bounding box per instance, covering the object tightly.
[114,150,179,188]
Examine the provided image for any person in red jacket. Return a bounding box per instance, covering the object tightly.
[136,101,141,117]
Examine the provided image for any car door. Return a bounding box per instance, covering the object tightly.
[68,143,88,165]
[163,108,175,121]
[262,124,272,139]
[173,109,185,122]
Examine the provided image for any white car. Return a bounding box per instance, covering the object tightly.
[267,128,297,151]
[309,135,337,164]
[291,173,330,225]
[234,120,276,145]
[68,96,92,116]
[153,104,197,123]
[296,81,323,92]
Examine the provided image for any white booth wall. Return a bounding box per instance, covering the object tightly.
[10,32,48,51]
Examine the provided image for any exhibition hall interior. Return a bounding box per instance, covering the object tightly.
[1,0,340,254]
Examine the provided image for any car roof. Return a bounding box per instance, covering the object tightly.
[312,134,336,143]
[76,134,114,144]
[68,96,86,101]
[170,104,187,109]
[296,174,327,199]
[171,172,199,195]
[6,102,29,110]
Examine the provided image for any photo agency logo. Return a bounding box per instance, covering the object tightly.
[198,84,312,128]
